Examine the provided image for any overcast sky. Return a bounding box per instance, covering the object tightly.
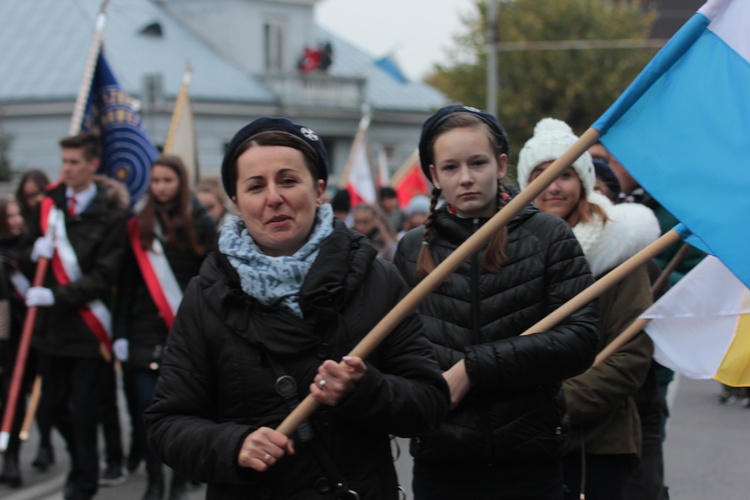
[315,0,477,81]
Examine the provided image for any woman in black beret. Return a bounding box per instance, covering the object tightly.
[144,117,449,500]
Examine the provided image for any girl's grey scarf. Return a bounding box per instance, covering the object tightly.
[218,203,334,317]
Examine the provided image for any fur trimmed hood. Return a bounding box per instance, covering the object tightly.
[573,191,660,277]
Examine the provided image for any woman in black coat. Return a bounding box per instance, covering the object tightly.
[144,117,449,500]
[394,105,599,500]
[113,155,216,500]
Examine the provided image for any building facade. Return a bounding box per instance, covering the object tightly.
[0,0,446,186]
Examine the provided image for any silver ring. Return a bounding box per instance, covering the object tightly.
[263,453,271,462]
[318,379,327,388]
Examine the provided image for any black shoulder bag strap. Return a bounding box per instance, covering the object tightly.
[261,348,360,500]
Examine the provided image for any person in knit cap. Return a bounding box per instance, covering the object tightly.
[519,117,660,500]
[394,105,599,499]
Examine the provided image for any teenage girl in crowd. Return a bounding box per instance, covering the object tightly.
[517,118,660,500]
[15,169,50,226]
[0,196,30,487]
[394,105,599,500]
[113,155,216,500]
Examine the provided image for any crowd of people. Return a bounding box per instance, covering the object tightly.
[0,104,711,500]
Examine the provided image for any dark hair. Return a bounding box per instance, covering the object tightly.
[59,132,101,161]
[225,131,321,200]
[419,104,510,180]
[15,168,50,221]
[417,113,510,275]
[379,186,397,200]
[221,117,329,198]
[138,155,205,256]
[0,196,20,237]
[331,189,351,214]
[593,158,621,200]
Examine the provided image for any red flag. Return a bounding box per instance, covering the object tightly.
[394,162,430,208]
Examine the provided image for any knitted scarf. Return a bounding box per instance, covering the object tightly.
[218,203,334,317]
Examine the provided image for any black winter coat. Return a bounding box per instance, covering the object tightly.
[113,198,216,369]
[145,219,449,500]
[22,182,127,358]
[394,202,599,466]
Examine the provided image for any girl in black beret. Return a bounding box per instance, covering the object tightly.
[394,105,600,499]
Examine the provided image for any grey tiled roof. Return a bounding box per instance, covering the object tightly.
[0,0,444,111]
[0,0,276,103]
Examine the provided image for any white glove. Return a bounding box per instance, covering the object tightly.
[113,338,129,362]
[31,237,55,262]
[25,287,55,307]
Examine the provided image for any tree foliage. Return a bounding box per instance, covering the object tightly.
[426,0,658,162]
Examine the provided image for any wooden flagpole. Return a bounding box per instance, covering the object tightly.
[276,127,604,436]
[593,238,696,368]
[520,229,683,370]
[517,229,682,338]
[650,243,691,297]
[0,239,53,451]
[337,103,372,191]
[69,0,111,136]
[19,376,42,441]
[594,318,652,367]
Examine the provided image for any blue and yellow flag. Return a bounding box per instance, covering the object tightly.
[81,49,157,206]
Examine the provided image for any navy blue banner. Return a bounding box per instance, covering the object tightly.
[81,49,157,206]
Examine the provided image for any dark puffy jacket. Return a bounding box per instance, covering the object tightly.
[394,202,598,466]
[22,182,127,358]
[145,219,449,500]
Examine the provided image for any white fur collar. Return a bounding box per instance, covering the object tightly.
[573,192,661,277]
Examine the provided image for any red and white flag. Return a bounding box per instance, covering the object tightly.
[390,151,430,208]
[346,139,376,206]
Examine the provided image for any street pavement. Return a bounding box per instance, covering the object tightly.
[2,375,749,499]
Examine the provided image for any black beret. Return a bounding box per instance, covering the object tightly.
[418,104,510,182]
[593,158,621,197]
[221,116,329,197]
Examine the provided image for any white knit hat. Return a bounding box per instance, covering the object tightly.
[517,118,595,196]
